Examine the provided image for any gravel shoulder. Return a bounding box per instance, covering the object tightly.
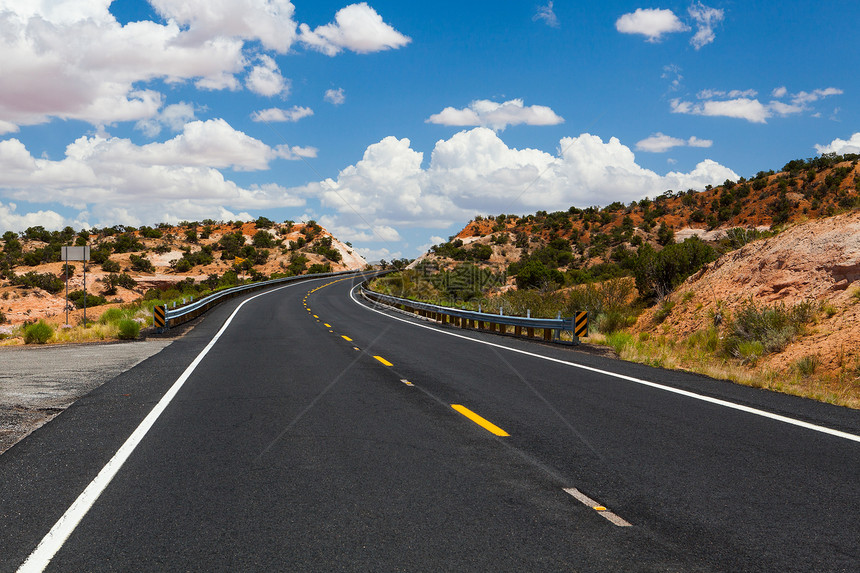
[0,340,172,454]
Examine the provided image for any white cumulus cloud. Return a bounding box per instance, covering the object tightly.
[688,2,724,49]
[0,1,265,128]
[299,128,736,243]
[246,55,289,97]
[426,99,564,131]
[299,3,411,56]
[792,88,843,106]
[698,89,758,99]
[671,97,771,123]
[251,106,314,123]
[0,118,308,226]
[615,8,688,42]
[636,133,713,153]
[135,102,197,137]
[673,85,843,123]
[0,1,406,131]
[325,88,346,105]
[533,2,559,28]
[148,0,299,54]
[0,201,68,233]
[814,133,860,155]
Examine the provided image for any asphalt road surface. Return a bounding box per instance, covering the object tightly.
[1,274,858,572]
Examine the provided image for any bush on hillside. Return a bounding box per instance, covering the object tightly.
[513,259,564,290]
[129,254,154,273]
[68,290,107,309]
[24,321,53,344]
[11,271,64,294]
[633,237,717,301]
[723,300,815,357]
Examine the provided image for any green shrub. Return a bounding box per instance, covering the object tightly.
[117,319,140,340]
[103,272,138,295]
[794,355,818,377]
[143,288,162,301]
[565,278,636,320]
[252,230,275,248]
[174,258,193,272]
[11,271,64,294]
[606,331,634,355]
[99,307,126,324]
[594,310,634,334]
[101,259,121,273]
[633,237,717,301]
[734,341,765,364]
[513,259,564,289]
[129,254,154,273]
[723,300,814,356]
[68,290,107,309]
[308,263,331,274]
[653,300,675,324]
[24,321,53,344]
[686,327,719,353]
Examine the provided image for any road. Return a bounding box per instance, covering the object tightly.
[1,273,858,571]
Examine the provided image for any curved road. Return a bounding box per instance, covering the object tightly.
[1,274,858,571]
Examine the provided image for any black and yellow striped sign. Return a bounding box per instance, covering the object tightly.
[575,311,588,337]
[154,305,166,329]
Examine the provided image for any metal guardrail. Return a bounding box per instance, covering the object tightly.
[359,284,585,344]
[155,270,360,330]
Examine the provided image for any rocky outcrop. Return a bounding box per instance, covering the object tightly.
[639,211,860,377]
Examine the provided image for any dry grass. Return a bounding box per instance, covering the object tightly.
[0,307,152,346]
[588,330,860,409]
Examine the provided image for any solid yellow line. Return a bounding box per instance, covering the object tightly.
[451,405,510,437]
[374,356,393,367]
[342,335,353,342]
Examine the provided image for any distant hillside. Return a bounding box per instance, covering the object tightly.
[416,153,860,288]
[0,218,366,327]
[402,152,860,406]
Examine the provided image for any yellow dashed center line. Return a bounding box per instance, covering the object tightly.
[374,356,393,367]
[451,405,510,437]
[342,335,353,342]
[324,323,332,328]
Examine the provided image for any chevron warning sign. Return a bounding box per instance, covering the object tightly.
[575,311,588,338]
[154,305,166,329]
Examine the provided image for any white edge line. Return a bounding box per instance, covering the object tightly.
[18,282,303,573]
[350,286,860,444]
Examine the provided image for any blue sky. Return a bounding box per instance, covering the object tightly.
[0,1,857,261]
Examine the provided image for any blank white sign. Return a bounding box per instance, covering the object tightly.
[61,246,90,261]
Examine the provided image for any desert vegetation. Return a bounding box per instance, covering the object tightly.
[369,154,860,408]
[0,217,366,345]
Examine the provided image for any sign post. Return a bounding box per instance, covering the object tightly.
[61,246,91,326]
